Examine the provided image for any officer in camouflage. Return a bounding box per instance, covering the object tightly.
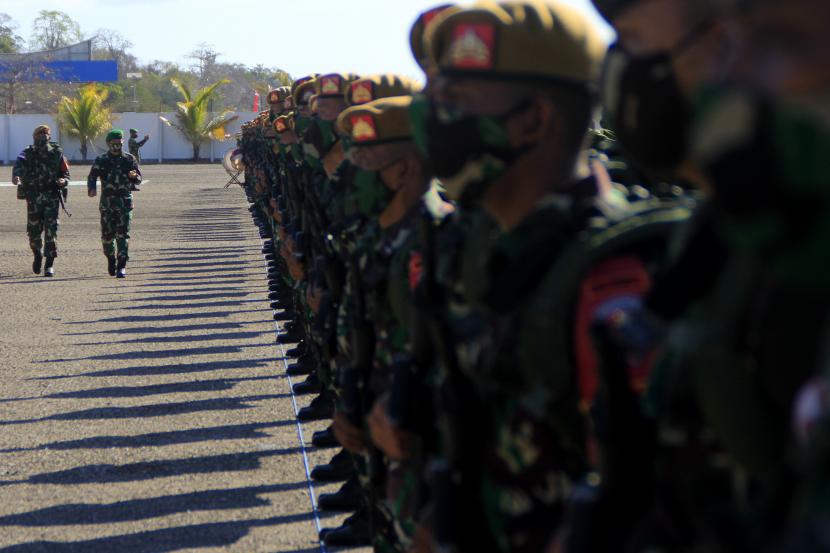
[128,128,149,163]
[12,124,71,277]
[87,129,142,279]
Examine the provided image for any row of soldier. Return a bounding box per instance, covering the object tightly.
[236,0,830,552]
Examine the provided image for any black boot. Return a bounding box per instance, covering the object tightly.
[285,343,306,358]
[321,508,371,547]
[318,476,363,512]
[32,250,42,274]
[43,257,54,277]
[312,426,340,448]
[297,393,333,422]
[310,448,353,482]
[292,372,321,395]
[107,255,116,276]
[286,355,315,376]
[116,256,127,279]
[273,310,293,321]
[277,329,303,344]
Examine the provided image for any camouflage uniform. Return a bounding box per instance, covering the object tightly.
[87,149,142,262]
[13,140,70,260]
[127,132,149,162]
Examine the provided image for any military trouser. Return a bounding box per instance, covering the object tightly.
[100,196,133,260]
[26,194,60,258]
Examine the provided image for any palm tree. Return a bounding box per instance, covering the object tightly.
[168,78,238,160]
[57,84,112,160]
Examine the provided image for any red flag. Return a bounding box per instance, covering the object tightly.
[253,91,260,112]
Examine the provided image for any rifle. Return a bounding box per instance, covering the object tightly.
[408,213,488,553]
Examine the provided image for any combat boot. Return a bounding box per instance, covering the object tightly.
[292,372,321,395]
[286,342,306,358]
[106,255,117,276]
[310,448,353,482]
[32,250,42,274]
[318,476,363,511]
[116,257,127,279]
[273,309,293,322]
[321,508,371,547]
[297,393,333,422]
[43,257,54,277]
[286,355,315,376]
[277,327,303,344]
[311,426,340,448]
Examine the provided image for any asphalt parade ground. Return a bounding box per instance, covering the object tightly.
[0,164,361,552]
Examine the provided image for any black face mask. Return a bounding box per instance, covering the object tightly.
[416,97,532,205]
[34,137,48,149]
[601,20,712,173]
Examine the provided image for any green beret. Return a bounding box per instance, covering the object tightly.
[106,129,124,142]
[426,2,606,88]
[129,128,138,133]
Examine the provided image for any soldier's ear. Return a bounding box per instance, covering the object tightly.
[509,96,551,148]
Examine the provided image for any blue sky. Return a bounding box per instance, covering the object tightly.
[0,1,613,80]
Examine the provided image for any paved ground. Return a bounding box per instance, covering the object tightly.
[0,164,356,552]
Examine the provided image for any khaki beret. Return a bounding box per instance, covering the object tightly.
[294,78,317,106]
[274,114,295,134]
[346,74,421,106]
[291,74,319,95]
[315,73,360,98]
[267,86,292,104]
[426,1,606,88]
[409,5,459,70]
[337,96,414,146]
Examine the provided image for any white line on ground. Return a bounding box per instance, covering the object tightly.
[259,233,328,553]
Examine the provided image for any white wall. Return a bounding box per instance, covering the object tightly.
[2,111,258,164]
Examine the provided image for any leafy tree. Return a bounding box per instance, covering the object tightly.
[30,10,82,51]
[187,43,219,83]
[57,84,112,160]
[91,28,138,76]
[0,13,22,53]
[168,78,238,160]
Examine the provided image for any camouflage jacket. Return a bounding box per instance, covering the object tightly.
[87,152,141,199]
[13,142,70,199]
[128,136,148,160]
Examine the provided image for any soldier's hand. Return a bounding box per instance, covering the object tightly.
[144,135,149,140]
[57,178,67,187]
[12,176,20,185]
[88,188,97,198]
[128,170,138,180]
[307,284,323,314]
[368,395,413,460]
[332,409,367,453]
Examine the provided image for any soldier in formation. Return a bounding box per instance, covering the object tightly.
[235,0,830,550]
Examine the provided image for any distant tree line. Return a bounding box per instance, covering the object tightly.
[0,10,292,114]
